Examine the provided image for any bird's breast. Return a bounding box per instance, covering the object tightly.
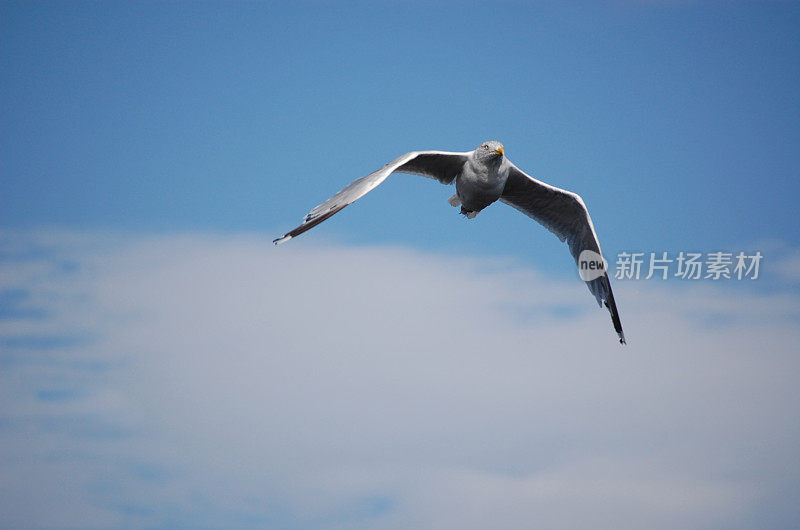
[456,162,508,211]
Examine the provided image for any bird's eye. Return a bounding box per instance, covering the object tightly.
[483,145,489,150]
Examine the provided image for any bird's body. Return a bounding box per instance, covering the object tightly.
[274,141,626,344]
[455,141,510,215]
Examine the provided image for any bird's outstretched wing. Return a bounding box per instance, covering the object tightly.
[500,163,626,344]
[273,151,469,244]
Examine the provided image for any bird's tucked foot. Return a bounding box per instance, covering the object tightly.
[447,194,462,208]
[460,207,478,219]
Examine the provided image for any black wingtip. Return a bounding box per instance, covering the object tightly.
[602,276,626,345]
[273,204,350,246]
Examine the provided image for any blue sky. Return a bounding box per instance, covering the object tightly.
[3,1,799,257]
[2,1,800,528]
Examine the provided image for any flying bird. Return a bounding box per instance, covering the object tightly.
[274,141,626,344]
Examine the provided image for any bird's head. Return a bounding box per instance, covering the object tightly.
[475,140,505,162]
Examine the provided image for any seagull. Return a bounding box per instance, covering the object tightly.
[274,141,626,344]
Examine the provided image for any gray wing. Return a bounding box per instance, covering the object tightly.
[500,163,626,344]
[273,150,470,244]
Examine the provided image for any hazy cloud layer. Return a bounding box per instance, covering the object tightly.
[1,231,798,528]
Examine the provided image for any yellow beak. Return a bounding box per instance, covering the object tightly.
[494,147,504,156]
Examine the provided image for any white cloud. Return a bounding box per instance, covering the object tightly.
[774,251,800,283]
[1,231,799,528]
